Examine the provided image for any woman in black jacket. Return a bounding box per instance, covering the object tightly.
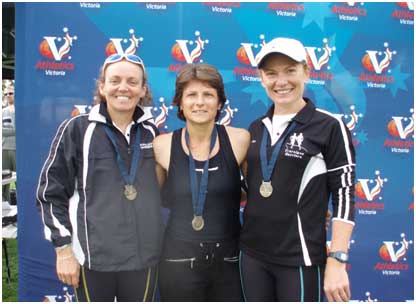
[36,54,164,301]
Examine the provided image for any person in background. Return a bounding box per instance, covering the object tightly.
[239,37,356,302]
[2,85,16,203]
[153,63,250,301]
[36,54,164,301]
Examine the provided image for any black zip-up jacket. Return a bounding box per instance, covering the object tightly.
[240,99,355,266]
[36,103,164,272]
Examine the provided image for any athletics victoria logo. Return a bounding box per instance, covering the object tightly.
[362,42,396,75]
[236,34,266,67]
[105,29,143,56]
[305,38,335,85]
[169,31,209,72]
[234,34,265,82]
[375,233,413,276]
[218,100,239,126]
[36,27,77,76]
[39,27,77,61]
[335,105,366,146]
[359,42,396,89]
[355,170,387,215]
[384,108,414,154]
[151,97,173,131]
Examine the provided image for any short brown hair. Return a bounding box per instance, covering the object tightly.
[172,63,226,121]
[93,59,152,106]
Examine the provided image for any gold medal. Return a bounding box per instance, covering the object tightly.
[192,215,204,231]
[124,184,137,201]
[259,181,273,198]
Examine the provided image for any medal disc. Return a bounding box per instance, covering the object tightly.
[124,185,137,201]
[259,181,273,198]
[192,215,205,231]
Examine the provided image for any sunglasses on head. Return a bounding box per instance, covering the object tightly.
[103,54,145,71]
[4,92,14,97]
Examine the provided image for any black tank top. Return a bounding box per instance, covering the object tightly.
[163,124,241,241]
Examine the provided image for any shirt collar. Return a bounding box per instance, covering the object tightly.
[89,102,153,125]
[264,97,316,125]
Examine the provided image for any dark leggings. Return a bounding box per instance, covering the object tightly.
[74,266,157,302]
[240,251,324,302]
[158,238,243,301]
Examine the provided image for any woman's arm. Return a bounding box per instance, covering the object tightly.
[152,133,172,188]
[224,126,250,166]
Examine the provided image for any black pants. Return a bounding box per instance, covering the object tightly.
[240,251,324,302]
[158,238,243,301]
[74,266,157,302]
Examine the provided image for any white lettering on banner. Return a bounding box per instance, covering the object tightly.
[391,147,410,153]
[358,209,377,215]
[367,82,386,88]
[146,3,167,10]
[339,14,358,21]
[382,270,400,275]
[399,19,414,24]
[241,75,261,82]
[79,2,100,9]
[307,79,325,85]
[212,6,232,13]
[276,10,297,17]
[45,70,66,76]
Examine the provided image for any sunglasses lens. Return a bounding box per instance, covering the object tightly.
[106,54,122,63]
[103,54,144,71]
[126,55,143,64]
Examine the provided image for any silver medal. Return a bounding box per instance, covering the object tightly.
[192,215,205,231]
[124,184,137,201]
[259,181,273,198]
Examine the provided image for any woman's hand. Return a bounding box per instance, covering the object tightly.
[56,245,80,287]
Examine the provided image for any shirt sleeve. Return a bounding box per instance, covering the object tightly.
[2,108,15,136]
[36,118,78,247]
[325,118,356,225]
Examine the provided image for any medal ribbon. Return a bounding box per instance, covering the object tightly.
[260,121,297,182]
[104,125,141,186]
[185,125,217,217]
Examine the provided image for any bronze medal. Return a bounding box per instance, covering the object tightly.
[191,215,205,231]
[259,181,273,198]
[124,184,137,201]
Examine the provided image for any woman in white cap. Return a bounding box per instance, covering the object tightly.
[239,37,356,302]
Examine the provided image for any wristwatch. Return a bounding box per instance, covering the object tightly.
[328,251,349,263]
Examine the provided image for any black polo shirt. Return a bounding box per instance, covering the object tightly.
[240,98,355,267]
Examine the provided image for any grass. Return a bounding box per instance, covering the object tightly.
[2,238,18,302]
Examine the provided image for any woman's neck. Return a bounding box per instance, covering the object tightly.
[186,121,215,144]
[274,98,306,115]
[108,110,134,134]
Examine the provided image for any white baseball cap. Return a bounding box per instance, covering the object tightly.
[255,37,307,68]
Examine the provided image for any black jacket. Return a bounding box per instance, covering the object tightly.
[36,103,164,271]
[240,99,355,266]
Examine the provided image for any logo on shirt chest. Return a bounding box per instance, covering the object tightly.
[284,132,308,159]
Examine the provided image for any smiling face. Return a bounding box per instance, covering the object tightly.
[4,87,14,106]
[99,60,146,117]
[259,53,309,114]
[181,80,221,126]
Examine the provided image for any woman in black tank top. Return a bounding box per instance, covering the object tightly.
[153,64,250,301]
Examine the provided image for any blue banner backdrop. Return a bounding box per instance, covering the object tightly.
[15,2,413,301]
